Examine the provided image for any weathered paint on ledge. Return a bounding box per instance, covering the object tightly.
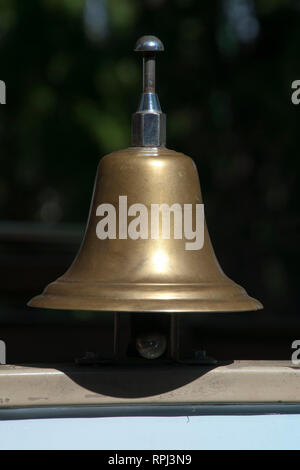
[0,361,299,408]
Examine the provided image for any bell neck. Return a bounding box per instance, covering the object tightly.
[131,44,166,147]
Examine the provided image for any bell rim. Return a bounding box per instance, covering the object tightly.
[28,279,263,312]
[27,295,263,312]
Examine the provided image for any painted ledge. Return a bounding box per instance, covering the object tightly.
[0,361,299,408]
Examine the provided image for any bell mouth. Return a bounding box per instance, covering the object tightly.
[28,279,263,313]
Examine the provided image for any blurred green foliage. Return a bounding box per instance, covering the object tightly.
[0,0,299,317]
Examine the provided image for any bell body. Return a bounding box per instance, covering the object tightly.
[28,146,262,312]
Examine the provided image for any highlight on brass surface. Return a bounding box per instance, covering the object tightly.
[28,36,263,313]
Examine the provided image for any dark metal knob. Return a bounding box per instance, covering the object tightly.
[134,35,164,53]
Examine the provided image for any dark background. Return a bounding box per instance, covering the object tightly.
[0,0,299,362]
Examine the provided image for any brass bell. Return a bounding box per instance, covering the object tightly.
[28,36,262,314]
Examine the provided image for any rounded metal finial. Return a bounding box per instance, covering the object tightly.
[132,35,166,147]
[134,35,164,53]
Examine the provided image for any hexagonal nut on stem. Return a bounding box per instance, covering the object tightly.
[132,112,166,147]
